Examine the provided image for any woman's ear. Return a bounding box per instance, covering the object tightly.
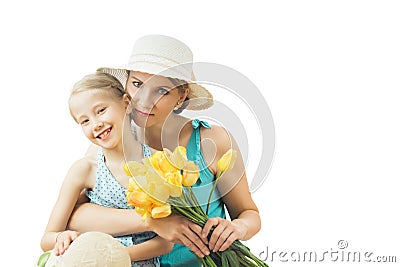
[123,94,133,113]
[179,88,189,102]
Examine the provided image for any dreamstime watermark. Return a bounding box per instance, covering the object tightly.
[259,240,397,263]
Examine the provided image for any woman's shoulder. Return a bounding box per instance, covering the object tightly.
[200,123,231,146]
[198,122,237,164]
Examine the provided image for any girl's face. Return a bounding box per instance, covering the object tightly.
[70,91,129,149]
[125,71,187,128]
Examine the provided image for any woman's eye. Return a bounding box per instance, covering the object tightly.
[132,81,142,88]
[157,88,169,95]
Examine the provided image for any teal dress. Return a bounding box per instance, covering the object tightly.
[160,119,226,266]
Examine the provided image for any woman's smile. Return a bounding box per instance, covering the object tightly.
[135,108,155,117]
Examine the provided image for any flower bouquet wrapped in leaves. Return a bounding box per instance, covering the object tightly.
[124,146,268,266]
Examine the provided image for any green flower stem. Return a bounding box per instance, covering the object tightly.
[206,171,223,215]
[172,205,207,225]
[183,188,203,215]
[169,196,208,225]
[202,255,218,267]
[186,187,207,218]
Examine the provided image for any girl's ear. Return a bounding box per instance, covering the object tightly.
[123,94,133,113]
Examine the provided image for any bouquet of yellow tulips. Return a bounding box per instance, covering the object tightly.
[124,146,268,267]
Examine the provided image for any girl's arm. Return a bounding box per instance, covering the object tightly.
[40,159,93,254]
[68,144,211,258]
[200,126,262,252]
[68,202,148,235]
[126,236,174,262]
[69,204,210,258]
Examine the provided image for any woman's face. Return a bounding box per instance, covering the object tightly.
[125,71,186,128]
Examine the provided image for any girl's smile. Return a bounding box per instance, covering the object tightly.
[95,126,112,140]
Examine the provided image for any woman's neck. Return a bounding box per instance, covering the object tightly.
[140,114,191,151]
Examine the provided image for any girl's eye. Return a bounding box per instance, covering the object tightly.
[157,88,169,95]
[132,81,142,88]
[97,107,106,114]
[80,119,89,125]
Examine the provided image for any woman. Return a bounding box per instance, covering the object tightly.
[68,34,262,266]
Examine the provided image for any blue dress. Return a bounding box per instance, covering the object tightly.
[160,119,226,267]
[86,144,160,267]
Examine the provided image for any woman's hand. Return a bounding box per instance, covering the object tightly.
[54,230,80,256]
[147,214,210,257]
[202,217,247,252]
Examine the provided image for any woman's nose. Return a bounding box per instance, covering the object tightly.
[134,89,154,109]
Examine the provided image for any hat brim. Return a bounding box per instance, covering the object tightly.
[97,66,213,110]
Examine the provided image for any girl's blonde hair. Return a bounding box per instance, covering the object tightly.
[69,72,127,121]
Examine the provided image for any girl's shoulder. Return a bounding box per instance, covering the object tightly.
[66,157,97,188]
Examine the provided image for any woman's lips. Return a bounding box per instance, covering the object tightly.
[135,109,154,117]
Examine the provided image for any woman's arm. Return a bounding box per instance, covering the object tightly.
[40,159,93,253]
[200,126,262,252]
[126,236,173,262]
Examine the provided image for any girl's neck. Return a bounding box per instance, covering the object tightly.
[102,122,142,164]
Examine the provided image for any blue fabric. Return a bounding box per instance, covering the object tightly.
[86,144,159,267]
[160,119,226,267]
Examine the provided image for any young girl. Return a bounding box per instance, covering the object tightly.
[40,72,173,266]
[68,35,262,266]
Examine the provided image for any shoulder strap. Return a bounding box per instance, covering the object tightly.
[187,119,211,159]
[97,148,105,165]
[141,143,152,158]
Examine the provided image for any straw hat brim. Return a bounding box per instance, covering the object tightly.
[97,65,213,110]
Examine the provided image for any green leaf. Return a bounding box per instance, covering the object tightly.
[37,251,51,267]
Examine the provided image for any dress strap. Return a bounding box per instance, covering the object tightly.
[141,143,152,158]
[188,119,211,156]
[97,148,105,165]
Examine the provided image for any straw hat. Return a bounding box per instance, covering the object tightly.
[98,34,213,110]
[62,232,131,267]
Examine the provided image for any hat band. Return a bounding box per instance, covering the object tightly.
[128,54,192,79]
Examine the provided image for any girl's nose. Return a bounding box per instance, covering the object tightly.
[93,121,104,131]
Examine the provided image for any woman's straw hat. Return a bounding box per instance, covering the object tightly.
[98,34,213,110]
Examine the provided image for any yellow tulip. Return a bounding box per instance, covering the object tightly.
[135,207,151,221]
[164,171,183,197]
[217,149,238,173]
[124,161,147,177]
[151,204,172,218]
[158,153,179,174]
[146,180,170,203]
[144,151,163,173]
[172,146,188,169]
[126,189,151,208]
[182,161,200,187]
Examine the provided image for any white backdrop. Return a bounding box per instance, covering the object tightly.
[0,1,399,266]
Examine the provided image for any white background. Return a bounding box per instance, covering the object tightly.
[1,1,399,266]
